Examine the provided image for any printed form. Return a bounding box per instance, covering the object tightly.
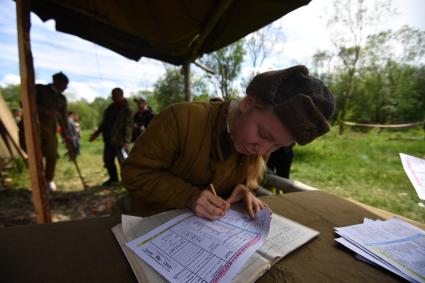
[127,208,271,283]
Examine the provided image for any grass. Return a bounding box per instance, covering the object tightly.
[1,127,424,225]
[291,127,425,223]
[6,131,112,191]
[0,131,127,226]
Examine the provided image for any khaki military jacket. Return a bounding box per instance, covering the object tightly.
[122,101,254,215]
[35,84,68,136]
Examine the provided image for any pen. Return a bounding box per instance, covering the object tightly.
[209,183,217,197]
[210,183,228,213]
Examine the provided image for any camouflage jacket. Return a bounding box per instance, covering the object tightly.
[98,100,132,147]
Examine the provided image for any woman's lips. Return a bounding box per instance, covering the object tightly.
[235,143,254,155]
[243,145,255,155]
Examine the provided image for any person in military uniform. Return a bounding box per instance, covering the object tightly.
[36,72,75,191]
[122,65,335,220]
[89,88,132,187]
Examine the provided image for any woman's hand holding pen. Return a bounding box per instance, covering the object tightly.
[187,187,229,221]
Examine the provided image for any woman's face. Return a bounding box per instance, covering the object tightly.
[231,97,295,156]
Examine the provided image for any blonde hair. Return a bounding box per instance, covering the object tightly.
[228,99,271,191]
[246,155,267,190]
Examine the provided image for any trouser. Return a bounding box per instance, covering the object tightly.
[103,142,120,181]
[267,146,294,179]
[41,129,58,182]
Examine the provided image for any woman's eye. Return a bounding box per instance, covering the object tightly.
[259,129,271,141]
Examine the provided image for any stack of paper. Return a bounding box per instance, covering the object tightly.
[112,208,319,283]
[335,218,425,283]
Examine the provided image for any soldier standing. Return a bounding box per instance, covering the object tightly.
[89,88,132,186]
[36,72,75,191]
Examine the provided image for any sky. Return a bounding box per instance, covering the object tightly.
[0,0,424,102]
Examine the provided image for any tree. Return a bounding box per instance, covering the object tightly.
[245,26,276,76]
[355,26,425,123]
[0,84,21,110]
[325,0,395,133]
[317,25,425,125]
[241,25,280,90]
[68,100,99,130]
[201,40,245,100]
[154,68,185,111]
[87,96,110,128]
[312,50,333,82]
[153,67,210,111]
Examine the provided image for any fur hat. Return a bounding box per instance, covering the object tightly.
[246,65,335,145]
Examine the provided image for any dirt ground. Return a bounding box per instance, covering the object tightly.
[0,183,127,227]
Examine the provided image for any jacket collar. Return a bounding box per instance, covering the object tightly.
[211,101,236,162]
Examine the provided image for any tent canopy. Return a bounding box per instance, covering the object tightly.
[30,0,310,65]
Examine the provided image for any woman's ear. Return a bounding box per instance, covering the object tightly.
[239,96,256,113]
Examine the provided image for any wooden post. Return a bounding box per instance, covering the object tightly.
[183,62,192,102]
[16,0,51,223]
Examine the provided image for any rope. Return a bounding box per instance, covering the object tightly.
[342,121,423,129]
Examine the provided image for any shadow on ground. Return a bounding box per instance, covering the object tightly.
[0,184,127,227]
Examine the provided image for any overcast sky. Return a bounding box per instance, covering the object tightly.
[0,0,424,102]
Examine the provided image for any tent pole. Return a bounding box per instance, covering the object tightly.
[16,0,51,223]
[183,63,192,102]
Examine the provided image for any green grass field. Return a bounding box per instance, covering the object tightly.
[291,127,425,223]
[2,127,425,225]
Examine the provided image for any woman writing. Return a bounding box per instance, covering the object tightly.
[121,65,335,220]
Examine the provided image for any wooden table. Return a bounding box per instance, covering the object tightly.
[1,191,420,283]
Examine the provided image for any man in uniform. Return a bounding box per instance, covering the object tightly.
[89,88,132,186]
[36,72,75,191]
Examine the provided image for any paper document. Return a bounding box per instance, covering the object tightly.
[113,207,319,283]
[400,153,425,200]
[258,213,319,263]
[335,218,425,283]
[127,208,271,283]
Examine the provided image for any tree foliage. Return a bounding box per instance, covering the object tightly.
[153,68,185,111]
[201,40,245,100]
[313,25,425,125]
[0,84,21,110]
[323,0,396,132]
[153,67,210,111]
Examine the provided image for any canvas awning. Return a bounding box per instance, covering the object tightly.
[30,0,310,65]
[16,0,311,224]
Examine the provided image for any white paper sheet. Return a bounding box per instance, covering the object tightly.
[336,218,425,283]
[258,213,319,263]
[127,208,271,283]
[400,153,425,200]
[336,237,414,281]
